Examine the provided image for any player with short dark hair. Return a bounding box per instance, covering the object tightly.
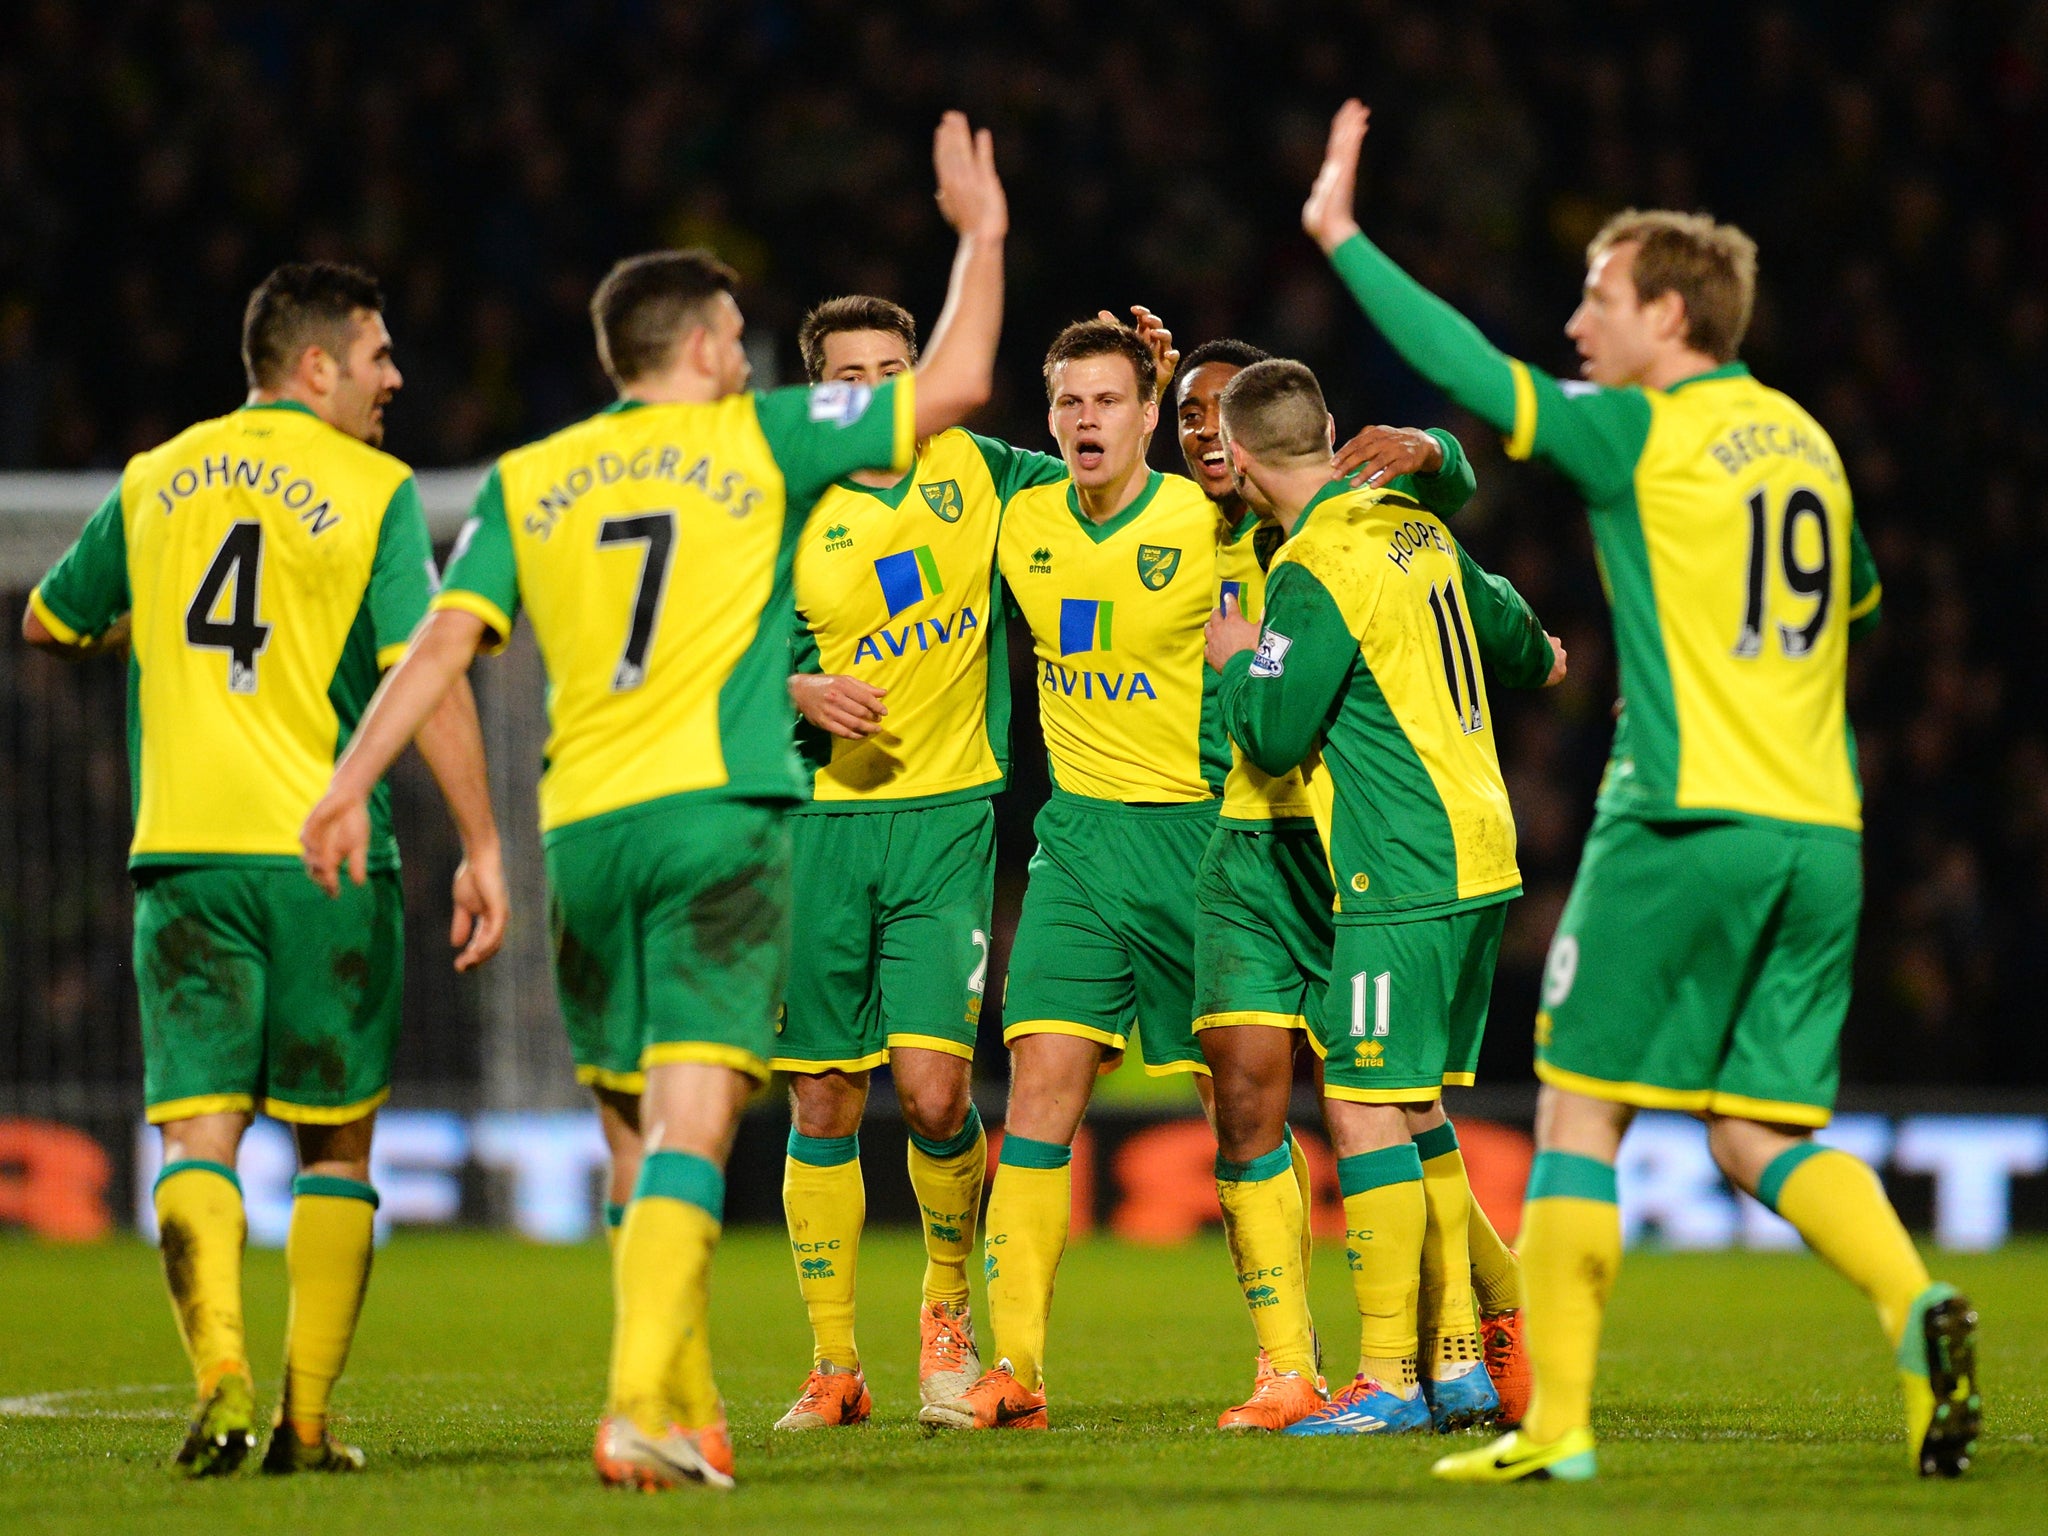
[1205,356,1561,1440]
[1298,99,1976,1483]
[764,293,1068,1432]
[300,112,1010,1493]
[26,259,507,1477]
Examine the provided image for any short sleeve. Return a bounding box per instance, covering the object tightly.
[368,477,436,666]
[755,378,917,508]
[432,464,520,654]
[1847,518,1882,641]
[966,431,1068,505]
[1504,361,1653,506]
[31,480,130,644]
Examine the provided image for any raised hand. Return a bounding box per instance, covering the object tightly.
[1303,99,1370,254]
[1332,424,1443,487]
[934,111,1009,242]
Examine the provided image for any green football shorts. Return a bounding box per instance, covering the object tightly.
[1535,812,1861,1128]
[134,864,403,1125]
[774,798,995,1073]
[1193,825,1332,1033]
[545,796,792,1094]
[1311,903,1508,1103]
[1002,792,1218,1077]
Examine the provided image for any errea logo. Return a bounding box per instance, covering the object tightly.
[823,521,853,552]
[1029,545,1053,574]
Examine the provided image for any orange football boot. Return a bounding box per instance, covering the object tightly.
[919,1301,983,1406]
[773,1365,873,1430]
[1218,1359,1327,1431]
[593,1414,736,1491]
[1481,1309,1531,1428]
[916,1361,1048,1431]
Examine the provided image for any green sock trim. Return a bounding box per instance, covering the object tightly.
[1216,1140,1294,1184]
[291,1173,379,1208]
[997,1132,1072,1170]
[634,1149,725,1221]
[1337,1143,1424,1197]
[1896,1282,1960,1375]
[155,1159,241,1198]
[1412,1121,1460,1164]
[909,1104,984,1161]
[1525,1150,1618,1204]
[1756,1141,1829,1214]
[604,1202,626,1230]
[787,1130,860,1167]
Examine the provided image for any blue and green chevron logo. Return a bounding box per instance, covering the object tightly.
[1058,597,1115,656]
[874,546,943,618]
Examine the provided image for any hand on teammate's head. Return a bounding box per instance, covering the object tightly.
[933,112,1008,243]
[1332,424,1442,488]
[1098,306,1180,402]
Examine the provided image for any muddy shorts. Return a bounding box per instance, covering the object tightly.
[134,864,403,1124]
[545,796,792,1094]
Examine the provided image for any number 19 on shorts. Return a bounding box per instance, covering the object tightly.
[1350,969,1391,1039]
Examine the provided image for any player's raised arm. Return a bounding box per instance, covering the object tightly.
[909,112,1006,439]
[1303,100,1520,432]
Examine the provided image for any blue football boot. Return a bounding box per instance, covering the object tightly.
[1422,1359,1500,1432]
[1282,1374,1433,1436]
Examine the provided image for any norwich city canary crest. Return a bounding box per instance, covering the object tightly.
[1137,544,1181,590]
[920,480,964,522]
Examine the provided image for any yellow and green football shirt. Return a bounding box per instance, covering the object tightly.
[30,400,434,871]
[1216,429,1478,831]
[1327,230,1880,836]
[435,380,914,837]
[1216,481,1556,921]
[998,469,1234,803]
[791,428,1065,809]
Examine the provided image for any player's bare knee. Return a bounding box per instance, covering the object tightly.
[159,1110,251,1170]
[789,1068,869,1139]
[1704,1112,1807,1194]
[1534,1083,1632,1160]
[294,1112,375,1181]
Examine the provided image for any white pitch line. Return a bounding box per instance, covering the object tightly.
[0,1383,184,1420]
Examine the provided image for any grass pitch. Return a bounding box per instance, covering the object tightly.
[2,1230,2040,1535]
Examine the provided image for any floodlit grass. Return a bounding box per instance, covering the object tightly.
[2,1230,2039,1535]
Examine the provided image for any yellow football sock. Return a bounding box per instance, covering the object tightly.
[982,1134,1071,1393]
[604,1201,625,1256]
[1286,1126,1315,1288]
[907,1106,986,1308]
[1217,1139,1316,1376]
[1763,1144,1930,1346]
[1467,1187,1524,1314]
[1414,1123,1481,1373]
[279,1176,377,1439]
[609,1151,723,1433]
[153,1161,249,1395]
[783,1131,864,1368]
[1518,1151,1622,1445]
[1338,1144,1426,1396]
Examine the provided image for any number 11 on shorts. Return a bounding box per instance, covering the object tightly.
[1350,970,1391,1039]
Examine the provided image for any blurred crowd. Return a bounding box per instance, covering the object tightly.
[1,1,2044,1091]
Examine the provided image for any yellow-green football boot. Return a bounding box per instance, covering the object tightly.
[172,1372,256,1478]
[1899,1283,1979,1478]
[1432,1425,1598,1483]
